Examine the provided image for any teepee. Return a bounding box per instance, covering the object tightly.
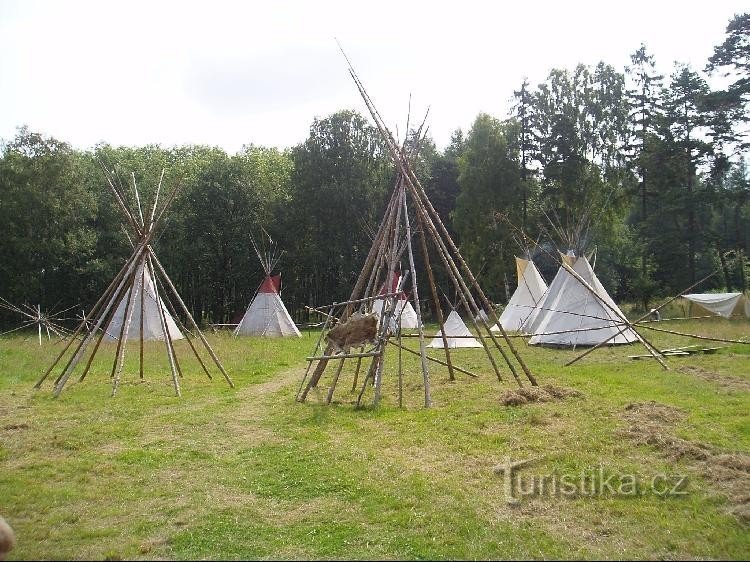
[527,252,638,347]
[521,252,576,334]
[498,257,548,332]
[104,261,183,342]
[427,310,482,348]
[36,167,233,397]
[234,234,300,337]
[297,48,537,409]
[372,271,419,330]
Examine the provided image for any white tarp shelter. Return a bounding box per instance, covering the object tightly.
[682,292,750,318]
[234,275,301,337]
[105,262,184,341]
[427,310,483,348]
[526,253,638,347]
[498,257,548,332]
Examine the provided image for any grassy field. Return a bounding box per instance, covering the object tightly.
[0,315,748,560]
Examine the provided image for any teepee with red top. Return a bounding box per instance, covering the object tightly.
[372,270,419,329]
[234,232,300,337]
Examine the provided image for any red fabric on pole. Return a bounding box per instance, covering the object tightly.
[259,274,281,294]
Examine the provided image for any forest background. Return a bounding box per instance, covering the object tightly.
[1,15,748,327]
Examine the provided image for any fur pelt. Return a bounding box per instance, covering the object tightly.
[325,312,379,354]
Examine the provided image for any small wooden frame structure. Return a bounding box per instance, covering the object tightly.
[35,168,234,397]
[296,53,538,408]
[0,299,74,345]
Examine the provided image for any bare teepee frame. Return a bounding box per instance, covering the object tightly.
[0,298,74,345]
[35,167,234,397]
[296,51,537,408]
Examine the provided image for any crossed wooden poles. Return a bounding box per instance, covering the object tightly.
[35,168,233,397]
[297,57,537,408]
[0,299,74,345]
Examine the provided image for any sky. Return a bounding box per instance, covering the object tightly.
[0,0,747,153]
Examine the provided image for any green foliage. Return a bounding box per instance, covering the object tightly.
[1,14,749,320]
[453,114,526,302]
[280,110,391,312]
[0,128,100,309]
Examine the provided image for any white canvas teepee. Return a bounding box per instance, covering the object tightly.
[427,310,482,348]
[372,271,419,329]
[234,233,300,338]
[498,257,548,332]
[234,274,301,337]
[526,253,638,347]
[105,261,183,342]
[522,252,575,334]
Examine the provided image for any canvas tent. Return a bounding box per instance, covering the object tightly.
[427,310,482,348]
[521,252,575,334]
[498,257,548,332]
[473,309,500,332]
[234,274,301,337]
[526,253,638,347]
[234,234,300,337]
[105,261,183,341]
[682,292,750,318]
[372,271,419,330]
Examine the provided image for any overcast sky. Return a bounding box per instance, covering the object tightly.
[0,0,746,153]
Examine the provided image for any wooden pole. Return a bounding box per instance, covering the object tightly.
[345,65,536,385]
[35,243,140,388]
[566,258,733,366]
[109,260,141,396]
[297,304,336,401]
[419,205,507,383]
[299,193,400,400]
[398,329,403,408]
[373,175,405,407]
[78,267,141,383]
[325,358,346,404]
[416,208,455,381]
[556,260,667,369]
[400,184,431,407]
[153,270,213,380]
[149,251,234,388]
[52,244,149,395]
[148,256,182,396]
[351,344,365,392]
[389,340,479,378]
[140,259,145,379]
[636,323,750,344]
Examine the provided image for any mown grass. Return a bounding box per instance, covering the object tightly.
[0,316,748,560]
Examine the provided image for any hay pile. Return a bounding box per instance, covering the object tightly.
[620,401,750,522]
[500,384,582,406]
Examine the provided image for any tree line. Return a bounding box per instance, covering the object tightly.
[1,14,748,327]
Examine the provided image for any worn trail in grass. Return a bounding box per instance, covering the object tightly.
[0,318,748,559]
